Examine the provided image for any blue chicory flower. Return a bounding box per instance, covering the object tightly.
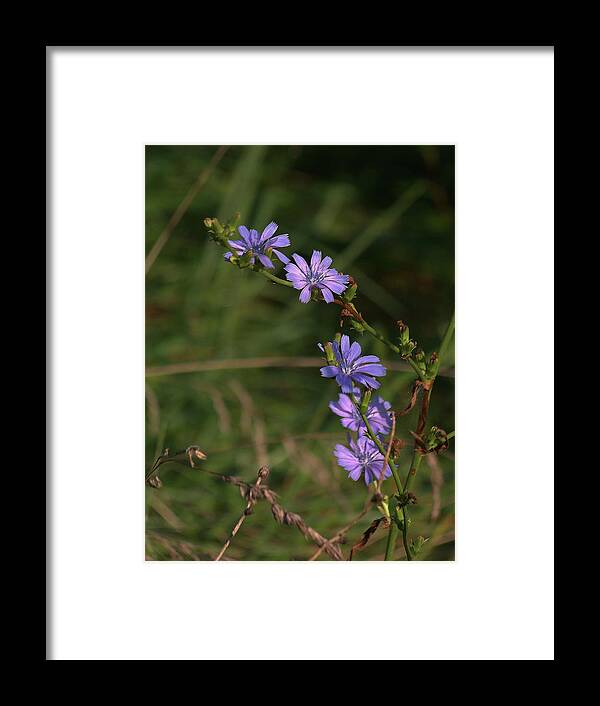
[334,435,392,485]
[224,222,290,269]
[320,334,387,393]
[329,390,392,435]
[284,250,349,303]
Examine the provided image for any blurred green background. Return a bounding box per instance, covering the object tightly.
[145,145,455,560]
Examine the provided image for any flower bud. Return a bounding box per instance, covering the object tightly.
[343,283,358,302]
[322,341,336,365]
[238,251,254,268]
[409,535,429,556]
[397,320,410,345]
[212,218,225,235]
[426,352,440,378]
[399,337,417,359]
[375,494,390,519]
[425,425,447,451]
[203,216,229,245]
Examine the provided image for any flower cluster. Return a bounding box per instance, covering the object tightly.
[320,335,392,485]
[223,222,349,304]
[216,218,394,487]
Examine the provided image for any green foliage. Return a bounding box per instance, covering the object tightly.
[145,145,455,560]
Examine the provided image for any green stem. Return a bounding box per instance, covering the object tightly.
[360,318,424,380]
[385,522,399,560]
[399,452,424,561]
[406,357,425,379]
[401,507,412,560]
[355,402,402,494]
[356,401,406,562]
[257,268,294,287]
[403,450,423,493]
[360,320,400,354]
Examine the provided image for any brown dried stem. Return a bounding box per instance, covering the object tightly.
[214,466,270,561]
[308,504,372,561]
[208,469,344,560]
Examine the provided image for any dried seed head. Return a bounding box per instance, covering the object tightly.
[257,466,270,481]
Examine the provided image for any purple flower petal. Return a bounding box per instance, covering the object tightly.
[320,286,334,303]
[355,363,387,377]
[320,365,339,378]
[238,225,251,245]
[299,285,312,303]
[352,373,381,389]
[268,235,290,248]
[310,250,322,271]
[258,253,274,269]
[348,467,363,481]
[259,221,278,243]
[227,239,247,251]
[336,374,353,393]
[347,342,362,364]
[321,279,347,295]
[292,253,309,275]
[355,355,381,365]
[331,340,341,360]
[284,265,306,288]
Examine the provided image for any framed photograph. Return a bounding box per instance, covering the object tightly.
[48,47,554,660]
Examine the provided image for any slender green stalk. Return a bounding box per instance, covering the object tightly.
[356,402,407,562]
[360,319,400,353]
[403,450,423,493]
[360,319,424,379]
[257,269,293,287]
[385,522,399,560]
[401,507,412,560]
[399,452,424,560]
[355,403,403,494]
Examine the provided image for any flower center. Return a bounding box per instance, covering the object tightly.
[340,360,355,375]
[357,447,379,468]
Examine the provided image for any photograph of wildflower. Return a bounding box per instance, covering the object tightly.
[145,145,455,561]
